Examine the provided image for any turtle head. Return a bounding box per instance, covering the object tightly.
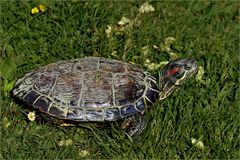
[159,58,198,100]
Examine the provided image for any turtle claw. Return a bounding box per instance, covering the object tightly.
[122,113,146,137]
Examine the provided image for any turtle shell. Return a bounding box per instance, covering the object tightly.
[13,57,159,122]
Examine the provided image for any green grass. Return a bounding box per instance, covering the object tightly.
[1,1,239,159]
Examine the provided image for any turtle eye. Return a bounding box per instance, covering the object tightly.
[184,63,192,70]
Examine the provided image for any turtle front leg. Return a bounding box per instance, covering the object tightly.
[121,113,146,137]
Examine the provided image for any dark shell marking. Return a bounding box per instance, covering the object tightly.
[13,57,159,122]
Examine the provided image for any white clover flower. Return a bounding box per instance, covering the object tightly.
[27,112,36,121]
[58,139,73,146]
[79,150,90,157]
[139,2,155,14]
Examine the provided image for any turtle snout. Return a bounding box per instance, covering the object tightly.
[186,58,198,73]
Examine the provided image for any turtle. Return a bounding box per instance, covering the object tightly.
[13,57,198,136]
